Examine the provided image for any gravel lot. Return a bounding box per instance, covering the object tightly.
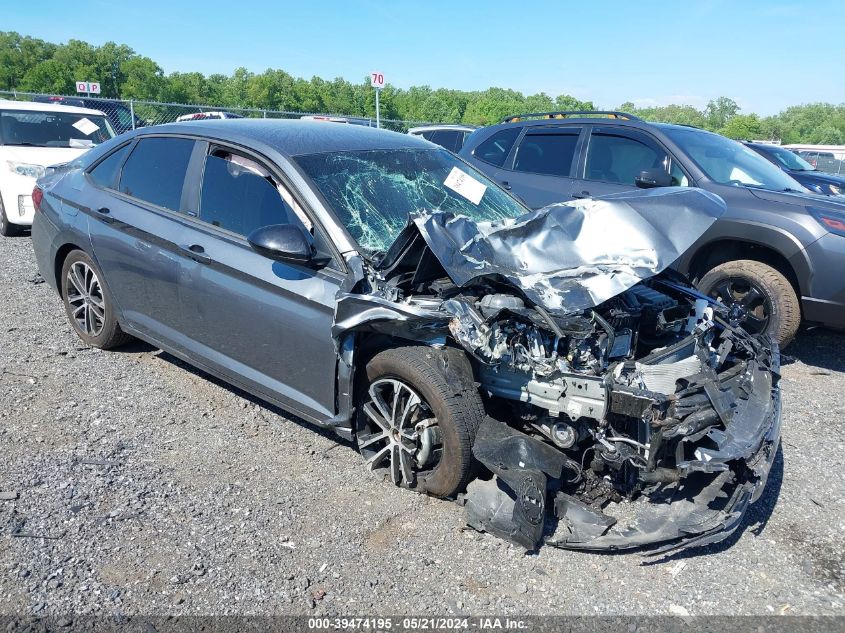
[0,232,843,618]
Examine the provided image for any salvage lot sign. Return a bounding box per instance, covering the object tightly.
[75,81,101,94]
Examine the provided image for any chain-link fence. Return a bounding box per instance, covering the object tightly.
[0,90,430,135]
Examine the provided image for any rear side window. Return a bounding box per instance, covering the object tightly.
[88,144,131,189]
[512,130,580,177]
[119,137,195,211]
[429,130,462,153]
[473,127,521,167]
[199,150,307,236]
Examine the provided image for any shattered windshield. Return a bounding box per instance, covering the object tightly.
[295,148,528,253]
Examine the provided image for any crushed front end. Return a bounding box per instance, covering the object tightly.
[337,189,781,554]
[454,278,781,553]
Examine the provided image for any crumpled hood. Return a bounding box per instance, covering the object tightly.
[410,187,726,315]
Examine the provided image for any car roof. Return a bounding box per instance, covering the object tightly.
[137,118,431,156]
[0,98,106,117]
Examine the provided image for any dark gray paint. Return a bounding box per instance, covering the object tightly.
[460,118,845,329]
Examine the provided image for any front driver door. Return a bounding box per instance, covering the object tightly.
[574,126,689,199]
[176,144,343,422]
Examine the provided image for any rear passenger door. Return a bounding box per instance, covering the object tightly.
[504,126,584,208]
[575,126,688,198]
[85,135,204,352]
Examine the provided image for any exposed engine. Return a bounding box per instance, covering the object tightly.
[341,193,780,553]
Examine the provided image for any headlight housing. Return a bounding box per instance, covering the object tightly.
[7,161,46,179]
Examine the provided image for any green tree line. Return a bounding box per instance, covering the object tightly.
[2,31,843,143]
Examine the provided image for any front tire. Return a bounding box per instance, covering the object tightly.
[60,250,133,349]
[698,259,800,347]
[356,346,484,498]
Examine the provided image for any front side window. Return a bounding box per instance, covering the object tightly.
[296,148,528,254]
[0,109,115,148]
[119,137,195,211]
[88,143,132,189]
[585,130,669,185]
[199,149,311,236]
[472,127,521,167]
[512,130,580,177]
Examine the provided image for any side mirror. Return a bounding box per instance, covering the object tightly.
[247,224,315,264]
[635,168,672,189]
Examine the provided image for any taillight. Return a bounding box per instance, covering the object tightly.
[32,186,43,213]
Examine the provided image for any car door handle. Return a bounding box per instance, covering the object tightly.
[500,180,512,190]
[571,191,590,199]
[182,244,212,265]
[94,207,114,224]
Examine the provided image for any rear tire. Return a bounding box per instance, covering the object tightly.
[60,250,133,349]
[698,259,800,347]
[0,199,23,237]
[356,346,484,498]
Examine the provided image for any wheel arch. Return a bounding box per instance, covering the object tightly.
[53,242,88,296]
[684,238,805,298]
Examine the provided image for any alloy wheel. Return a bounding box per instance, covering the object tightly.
[358,378,441,487]
[66,261,106,337]
[708,276,772,334]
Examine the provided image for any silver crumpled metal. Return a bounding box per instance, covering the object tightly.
[412,187,726,315]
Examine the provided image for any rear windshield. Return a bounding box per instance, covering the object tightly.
[0,109,115,148]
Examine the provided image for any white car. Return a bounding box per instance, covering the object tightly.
[175,111,244,121]
[407,124,478,153]
[0,100,115,236]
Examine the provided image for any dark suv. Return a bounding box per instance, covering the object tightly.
[460,111,845,345]
[743,142,845,197]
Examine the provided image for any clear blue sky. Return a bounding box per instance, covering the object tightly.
[5,0,843,115]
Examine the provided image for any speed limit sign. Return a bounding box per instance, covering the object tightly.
[370,72,385,89]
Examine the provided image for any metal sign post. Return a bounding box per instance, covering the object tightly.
[370,71,385,129]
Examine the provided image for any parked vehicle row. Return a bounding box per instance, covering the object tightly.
[0,99,116,236]
[459,111,845,346]
[744,141,845,196]
[28,119,781,554]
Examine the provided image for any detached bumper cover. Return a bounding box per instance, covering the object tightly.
[463,345,782,555]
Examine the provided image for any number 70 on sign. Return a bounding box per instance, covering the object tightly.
[370,72,385,89]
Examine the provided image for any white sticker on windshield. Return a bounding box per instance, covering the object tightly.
[444,166,487,205]
[72,117,100,136]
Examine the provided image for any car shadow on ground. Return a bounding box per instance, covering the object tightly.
[782,327,845,373]
[114,340,354,449]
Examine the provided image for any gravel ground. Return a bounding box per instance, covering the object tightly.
[0,232,843,618]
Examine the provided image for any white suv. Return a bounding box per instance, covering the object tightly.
[0,100,115,236]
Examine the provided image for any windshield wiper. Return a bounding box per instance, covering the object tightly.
[4,142,43,147]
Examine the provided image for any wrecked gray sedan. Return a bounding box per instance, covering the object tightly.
[32,120,780,555]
